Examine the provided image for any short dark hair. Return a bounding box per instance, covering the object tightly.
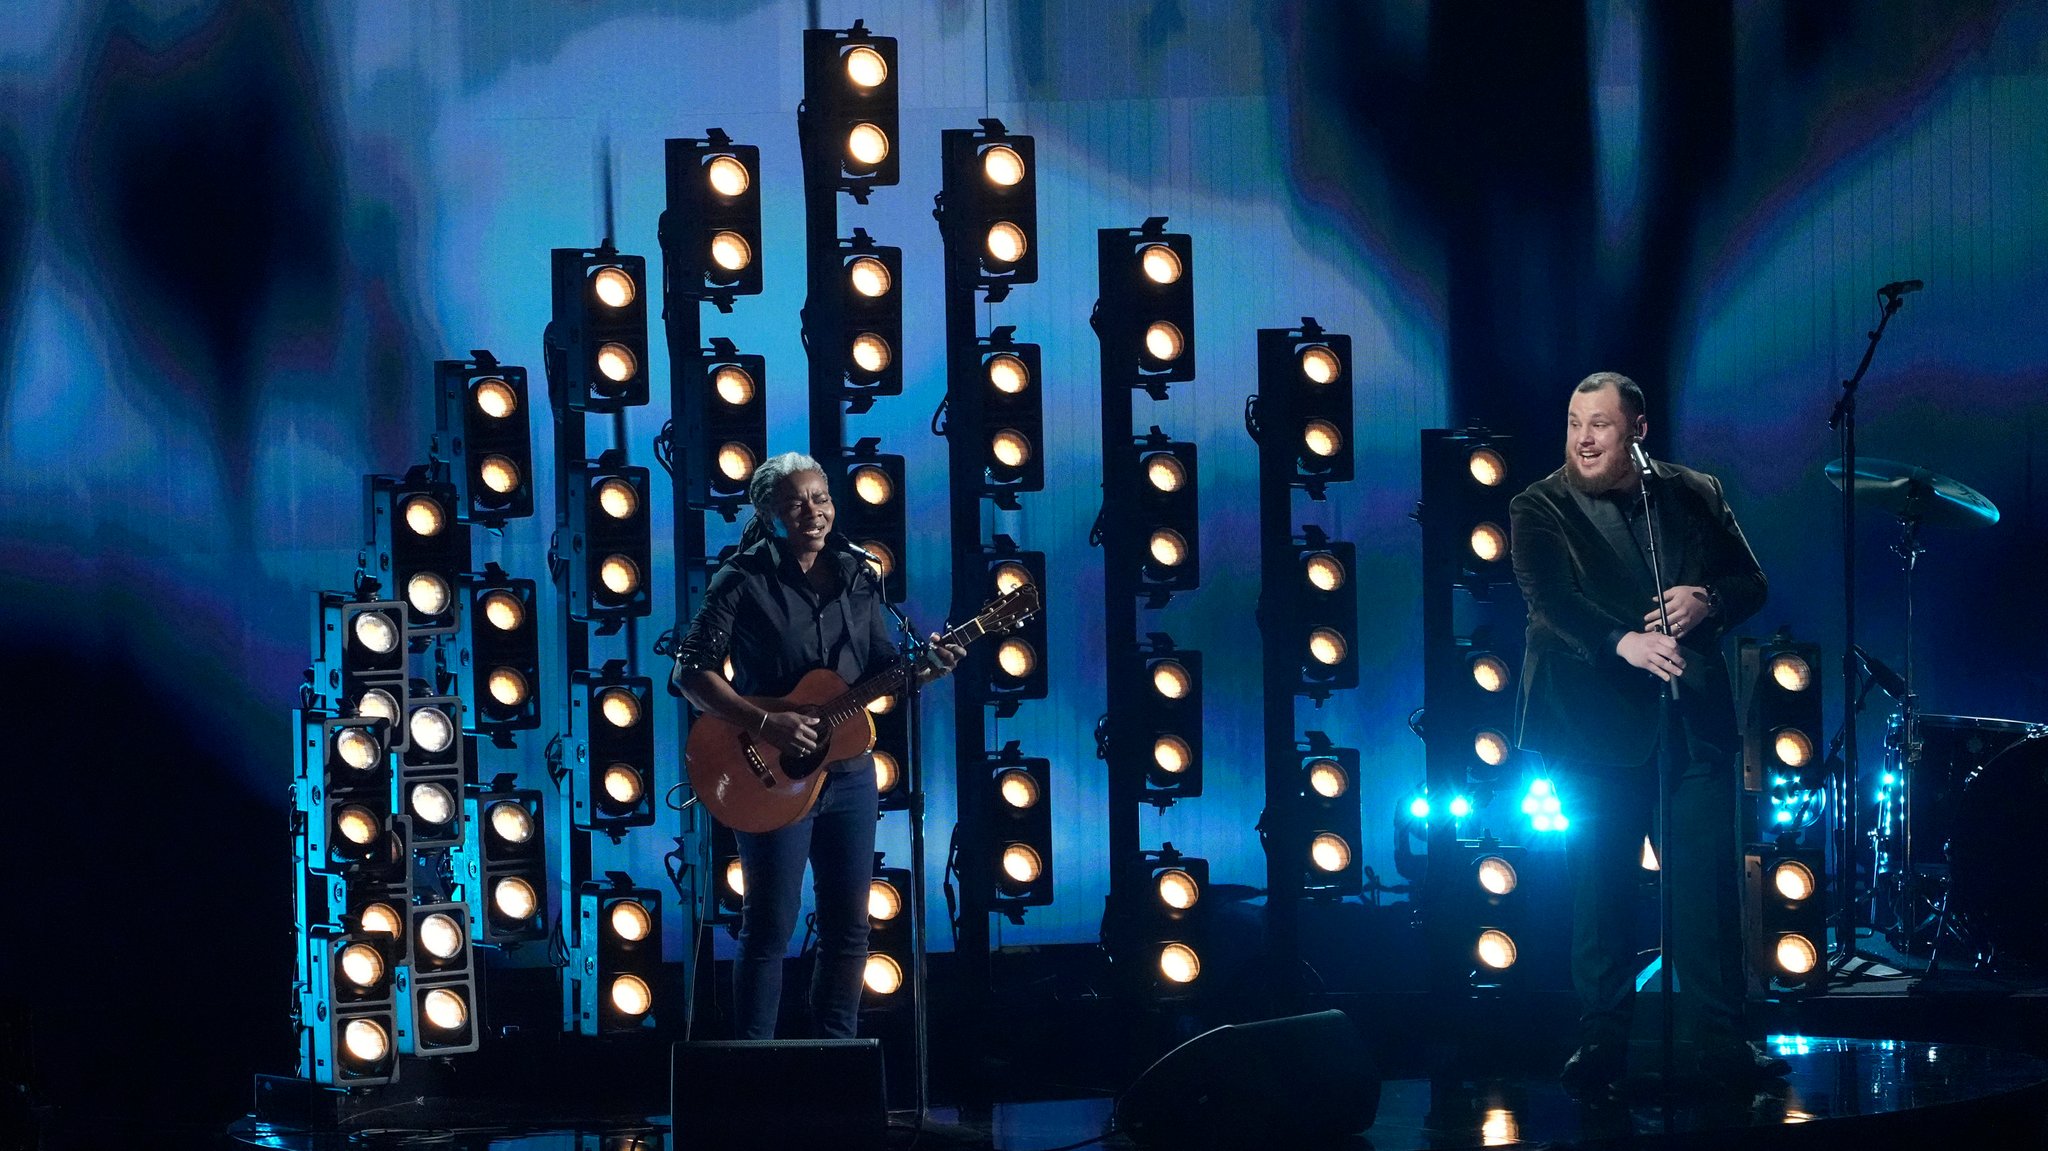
[1574,371,1645,421]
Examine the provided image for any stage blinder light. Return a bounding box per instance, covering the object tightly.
[1297,738,1364,895]
[1138,650,1203,801]
[980,337,1044,495]
[1739,635,1824,794]
[983,543,1048,704]
[568,457,652,622]
[551,248,650,411]
[1110,226,1195,382]
[299,713,395,872]
[838,444,907,604]
[663,133,764,301]
[370,473,469,635]
[1113,853,1208,997]
[577,885,661,1034]
[837,236,904,396]
[435,356,534,523]
[1295,534,1358,693]
[452,788,548,944]
[313,595,408,735]
[942,123,1038,291]
[396,903,478,1055]
[696,344,769,508]
[396,695,467,849]
[1133,439,1200,594]
[571,668,655,831]
[989,750,1054,907]
[864,862,915,1006]
[460,568,541,734]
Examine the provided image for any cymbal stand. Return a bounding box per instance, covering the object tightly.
[1825,287,1908,974]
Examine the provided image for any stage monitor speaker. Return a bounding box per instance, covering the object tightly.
[1114,1009,1379,1148]
[672,1038,886,1151]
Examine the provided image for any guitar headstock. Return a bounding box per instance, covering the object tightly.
[975,583,1042,637]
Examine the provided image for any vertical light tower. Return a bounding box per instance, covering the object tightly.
[658,129,766,1033]
[546,241,659,1036]
[1094,220,1206,1001]
[937,120,1045,1000]
[1253,321,1361,984]
[799,22,902,512]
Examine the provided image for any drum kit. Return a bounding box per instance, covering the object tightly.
[1824,457,2044,973]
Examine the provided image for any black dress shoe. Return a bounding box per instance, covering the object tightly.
[1560,1044,1628,1094]
[1699,1041,1793,1083]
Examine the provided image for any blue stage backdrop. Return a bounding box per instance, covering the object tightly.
[2,0,2044,1120]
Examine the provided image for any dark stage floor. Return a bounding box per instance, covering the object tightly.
[221,1036,2048,1151]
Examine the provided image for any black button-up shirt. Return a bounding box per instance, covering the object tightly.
[672,536,897,700]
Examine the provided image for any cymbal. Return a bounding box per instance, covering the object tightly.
[1824,457,1999,527]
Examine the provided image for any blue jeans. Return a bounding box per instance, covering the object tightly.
[731,757,878,1039]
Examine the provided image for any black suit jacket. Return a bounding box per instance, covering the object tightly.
[1510,462,1767,770]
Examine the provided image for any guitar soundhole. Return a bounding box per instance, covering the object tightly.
[783,748,825,781]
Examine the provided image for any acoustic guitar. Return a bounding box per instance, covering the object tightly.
[685,585,1041,833]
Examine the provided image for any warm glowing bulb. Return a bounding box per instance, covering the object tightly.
[356,689,398,725]
[603,764,644,806]
[418,912,464,961]
[996,768,1040,809]
[335,727,380,771]
[338,943,384,989]
[844,45,888,88]
[710,231,752,273]
[478,454,520,495]
[342,1019,389,1064]
[996,638,1036,679]
[1139,243,1182,285]
[596,342,638,384]
[481,590,525,631]
[1148,529,1187,568]
[1477,856,1518,896]
[358,902,401,936]
[591,267,637,308]
[1309,833,1352,873]
[1298,344,1341,384]
[1771,654,1813,692]
[610,974,652,1016]
[473,377,517,419]
[706,155,750,197]
[1303,551,1345,592]
[991,430,1031,470]
[867,694,897,715]
[599,555,640,598]
[857,541,895,579]
[1468,448,1506,487]
[1153,736,1192,775]
[1151,660,1191,699]
[864,954,904,995]
[408,572,451,616]
[848,256,892,298]
[1308,627,1347,666]
[1477,929,1518,970]
[852,464,894,505]
[986,352,1030,394]
[846,122,890,169]
[981,144,1024,186]
[403,495,445,537]
[1307,759,1347,799]
[610,901,652,942]
[873,752,900,794]
[494,877,538,921]
[1001,844,1043,884]
[488,668,528,707]
[1144,453,1187,492]
[352,611,399,654]
[1144,321,1185,362]
[993,562,1033,596]
[724,858,746,898]
[714,365,756,406]
[602,707,658,771]
[596,477,639,520]
[409,706,454,754]
[1474,730,1510,767]
[1471,655,1510,693]
[1157,869,1199,910]
[1773,860,1816,902]
[335,805,379,847]
[1774,730,1814,768]
[488,801,533,844]
[1470,523,1507,563]
[868,880,903,922]
[1776,934,1818,975]
[423,988,467,1031]
[1159,943,1201,984]
[1303,419,1343,459]
[718,443,757,483]
[410,782,455,826]
[984,221,1027,266]
[850,333,892,375]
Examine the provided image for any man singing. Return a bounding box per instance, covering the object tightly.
[1510,371,1785,1091]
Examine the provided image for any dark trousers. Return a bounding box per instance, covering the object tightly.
[1554,712,1745,1058]
[732,758,878,1039]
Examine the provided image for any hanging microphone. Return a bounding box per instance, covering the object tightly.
[1877,279,1923,299]
[833,534,882,564]
[1628,438,1654,478]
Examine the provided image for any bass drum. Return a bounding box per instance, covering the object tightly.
[1948,730,2048,970]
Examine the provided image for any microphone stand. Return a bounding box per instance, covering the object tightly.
[855,555,934,1122]
[1825,287,1908,978]
[1634,456,1681,1094]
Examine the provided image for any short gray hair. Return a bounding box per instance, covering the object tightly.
[747,451,824,517]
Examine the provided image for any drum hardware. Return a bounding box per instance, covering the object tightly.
[1820,457,2000,980]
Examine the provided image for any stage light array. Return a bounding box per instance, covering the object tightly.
[839,441,907,603]
[1138,647,1204,804]
[396,695,467,850]
[837,231,904,398]
[576,885,661,1034]
[311,595,408,735]
[1133,437,1201,596]
[1298,735,1364,897]
[1747,844,1826,991]
[989,745,1054,909]
[458,567,541,738]
[1739,635,1824,795]
[864,861,914,1006]
[1108,851,1209,998]
[298,712,395,873]
[662,132,763,302]
[397,903,480,1056]
[453,787,549,945]
[698,343,768,509]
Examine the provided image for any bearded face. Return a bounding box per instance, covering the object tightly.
[1563,385,1644,494]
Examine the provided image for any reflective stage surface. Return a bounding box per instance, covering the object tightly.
[227,1037,2048,1150]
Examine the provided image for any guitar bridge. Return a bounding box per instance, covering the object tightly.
[741,739,776,788]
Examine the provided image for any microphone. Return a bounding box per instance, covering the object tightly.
[1852,644,1909,702]
[1627,438,1654,478]
[832,533,881,564]
[1877,279,1923,299]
